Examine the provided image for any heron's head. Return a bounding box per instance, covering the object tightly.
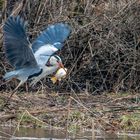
[46,55,64,68]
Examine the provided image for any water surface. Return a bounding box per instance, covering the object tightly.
[0,126,140,140]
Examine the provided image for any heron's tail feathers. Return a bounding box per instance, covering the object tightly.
[3,71,17,80]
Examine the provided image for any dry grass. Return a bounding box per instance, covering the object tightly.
[1,92,140,136]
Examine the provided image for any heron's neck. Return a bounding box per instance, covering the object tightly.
[43,65,59,75]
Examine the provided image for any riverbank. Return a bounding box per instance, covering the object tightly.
[0,92,140,134]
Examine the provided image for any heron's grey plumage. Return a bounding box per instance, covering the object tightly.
[34,44,58,66]
[3,16,41,85]
[32,23,71,67]
[3,16,38,69]
[32,23,71,52]
[3,16,71,87]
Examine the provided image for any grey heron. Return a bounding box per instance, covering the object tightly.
[3,16,71,90]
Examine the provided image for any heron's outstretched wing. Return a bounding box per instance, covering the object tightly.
[32,23,71,66]
[3,16,38,69]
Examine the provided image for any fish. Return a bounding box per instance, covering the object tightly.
[51,68,67,84]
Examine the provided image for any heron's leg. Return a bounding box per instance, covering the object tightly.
[2,80,25,108]
[30,77,40,87]
[14,80,24,91]
[25,82,29,93]
[29,79,37,87]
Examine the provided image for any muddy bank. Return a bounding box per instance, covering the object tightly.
[0,92,140,134]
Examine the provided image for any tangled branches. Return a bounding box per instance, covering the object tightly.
[0,0,140,93]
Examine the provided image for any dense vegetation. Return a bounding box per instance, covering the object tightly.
[0,0,140,94]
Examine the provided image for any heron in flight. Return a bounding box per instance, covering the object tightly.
[3,16,71,90]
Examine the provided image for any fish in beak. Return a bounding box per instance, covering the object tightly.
[51,67,67,84]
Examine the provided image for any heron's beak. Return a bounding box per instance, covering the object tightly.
[58,62,67,73]
[58,62,64,68]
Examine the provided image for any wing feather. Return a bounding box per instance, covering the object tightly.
[3,16,37,69]
[32,23,71,66]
